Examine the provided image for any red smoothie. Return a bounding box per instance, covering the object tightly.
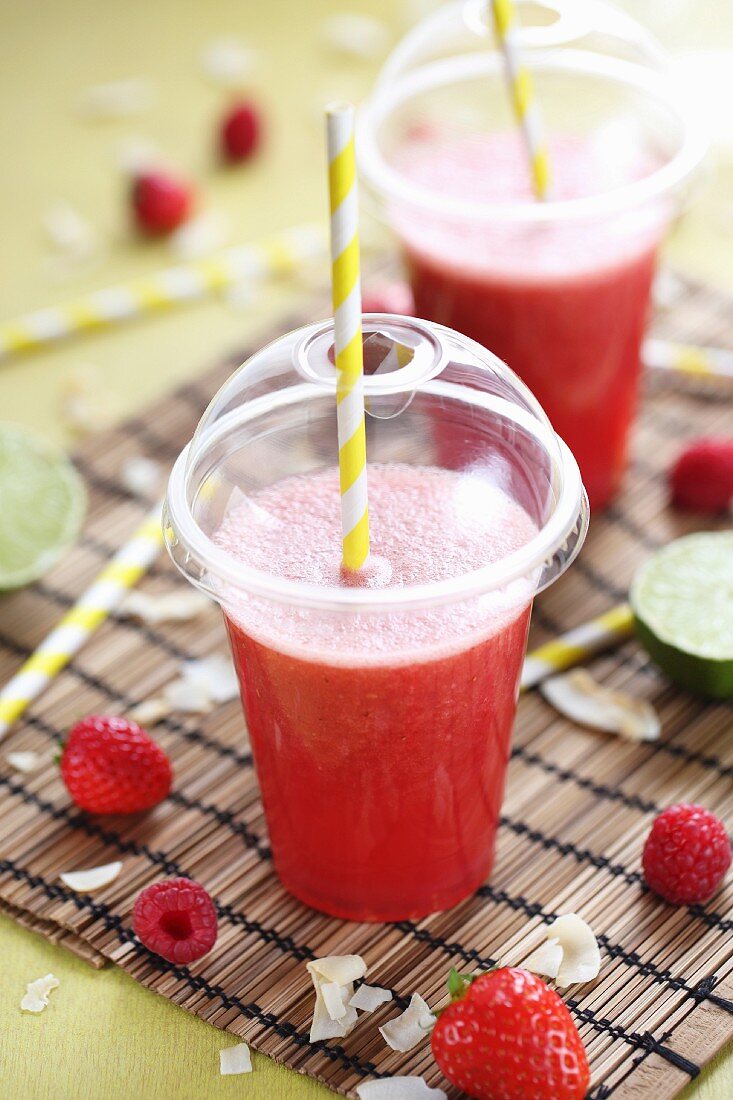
[394,133,664,509]
[215,462,537,921]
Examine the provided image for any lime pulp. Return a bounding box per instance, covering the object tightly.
[631,531,733,699]
[0,422,86,590]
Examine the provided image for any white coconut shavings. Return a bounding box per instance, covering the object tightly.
[115,136,161,176]
[21,974,60,1014]
[180,655,238,704]
[120,456,162,498]
[523,913,601,988]
[219,1042,252,1075]
[201,37,257,87]
[60,862,123,893]
[349,984,393,1013]
[169,211,230,261]
[164,678,213,715]
[43,202,98,262]
[307,955,366,1043]
[357,1079,447,1100]
[307,955,367,987]
[379,993,434,1053]
[77,77,154,120]
[60,367,115,436]
[541,669,660,742]
[120,590,210,626]
[6,751,39,773]
[522,938,563,980]
[127,696,172,728]
[321,14,391,60]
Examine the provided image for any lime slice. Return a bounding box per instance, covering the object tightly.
[631,531,733,699]
[0,423,86,590]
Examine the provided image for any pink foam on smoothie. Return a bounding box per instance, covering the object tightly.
[393,131,666,280]
[213,462,537,663]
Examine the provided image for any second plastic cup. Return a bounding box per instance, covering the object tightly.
[164,316,587,921]
[358,0,706,509]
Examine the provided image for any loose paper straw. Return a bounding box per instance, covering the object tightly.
[521,603,634,691]
[0,223,325,362]
[0,506,163,739]
[326,103,370,571]
[643,338,733,381]
[490,0,551,199]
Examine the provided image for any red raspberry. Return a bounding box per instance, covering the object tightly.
[131,171,193,235]
[133,878,218,963]
[220,100,262,163]
[643,803,731,905]
[431,968,589,1100]
[60,715,172,814]
[670,437,733,512]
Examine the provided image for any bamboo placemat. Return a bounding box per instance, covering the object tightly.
[1,278,733,1099]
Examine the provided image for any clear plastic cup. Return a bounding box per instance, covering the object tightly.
[358,0,707,510]
[164,316,588,921]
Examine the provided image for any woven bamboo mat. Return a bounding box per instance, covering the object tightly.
[1,276,733,1099]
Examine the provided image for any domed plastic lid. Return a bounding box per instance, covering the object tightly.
[358,0,707,226]
[164,314,588,612]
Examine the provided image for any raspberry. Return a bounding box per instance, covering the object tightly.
[132,171,193,235]
[133,878,218,963]
[642,803,731,905]
[669,437,733,512]
[220,100,262,163]
[60,715,172,814]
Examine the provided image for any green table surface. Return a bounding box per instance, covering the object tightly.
[1,1,732,1096]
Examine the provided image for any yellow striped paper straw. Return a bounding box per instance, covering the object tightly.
[490,0,551,200]
[0,223,324,362]
[521,603,634,691]
[0,506,163,739]
[643,338,733,381]
[326,103,370,571]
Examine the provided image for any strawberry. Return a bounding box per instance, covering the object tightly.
[60,715,172,814]
[669,437,733,512]
[131,170,193,235]
[220,99,262,163]
[431,968,589,1100]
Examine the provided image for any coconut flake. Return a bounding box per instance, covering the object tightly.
[120,590,210,626]
[357,1079,447,1100]
[201,37,257,87]
[115,136,161,176]
[321,981,348,1020]
[120,456,162,498]
[321,14,391,60]
[60,861,123,893]
[180,655,239,704]
[540,669,660,742]
[21,974,59,1013]
[307,955,367,987]
[60,367,115,436]
[349,984,393,1013]
[127,696,172,727]
[379,993,434,1053]
[77,77,153,120]
[309,985,359,1042]
[43,203,98,262]
[547,914,601,987]
[169,211,230,261]
[219,1042,252,1075]
[6,751,39,773]
[522,937,563,980]
[163,677,213,714]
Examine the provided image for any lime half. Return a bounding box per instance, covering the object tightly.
[631,531,733,699]
[0,423,86,590]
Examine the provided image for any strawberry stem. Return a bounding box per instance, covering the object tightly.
[447,967,475,1000]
